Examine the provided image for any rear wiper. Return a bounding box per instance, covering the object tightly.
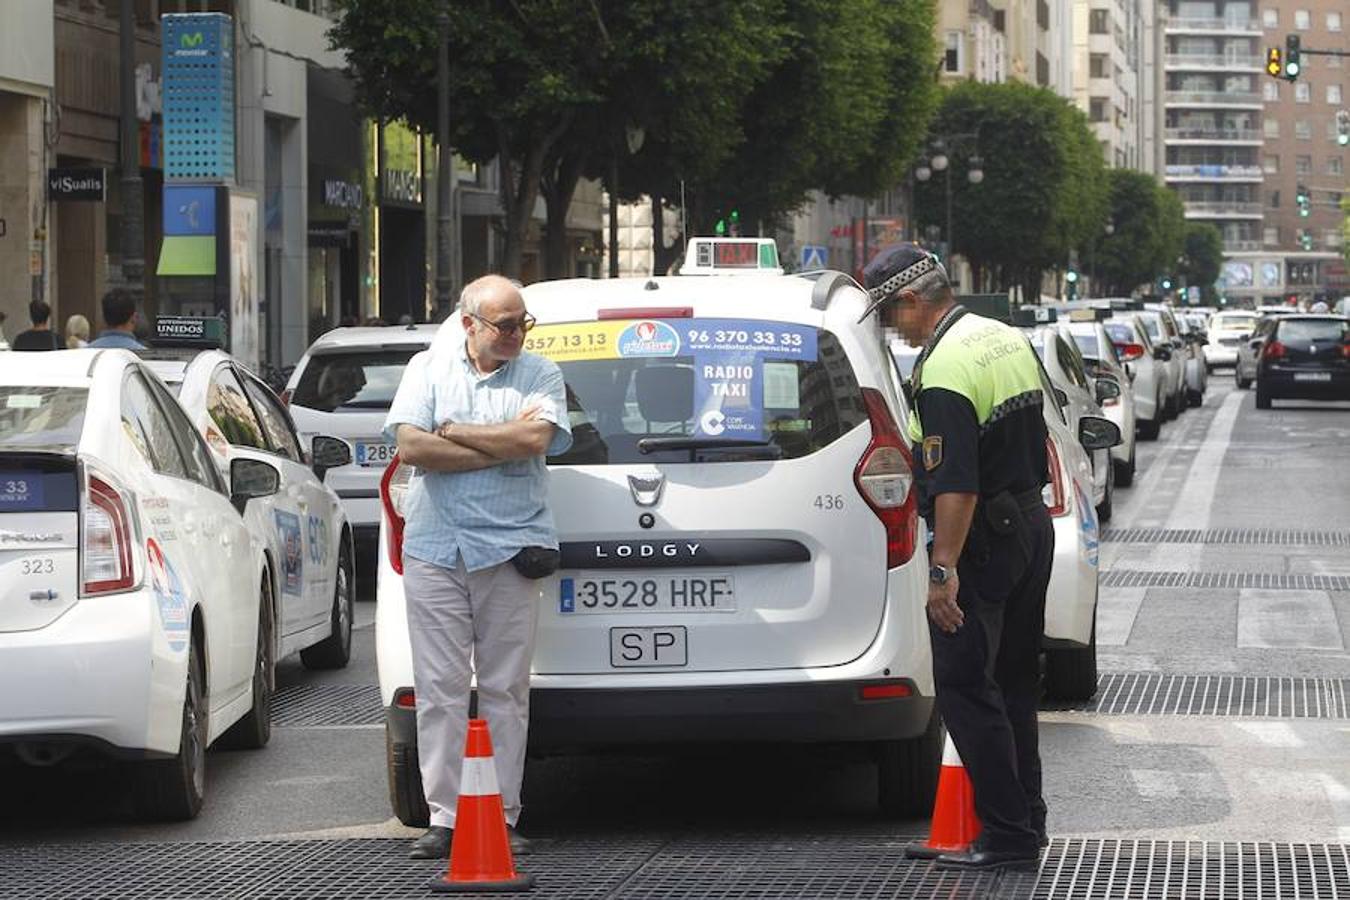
[637,437,777,453]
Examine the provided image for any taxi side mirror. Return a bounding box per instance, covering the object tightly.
[231,458,281,513]
[311,435,352,481]
[1094,377,1122,404]
[1078,416,1122,452]
[1248,338,1263,351]
[1153,345,1173,362]
[1055,388,1069,408]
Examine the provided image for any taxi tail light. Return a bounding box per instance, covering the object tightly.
[1262,340,1286,360]
[393,688,417,710]
[1115,342,1145,363]
[859,681,914,701]
[379,455,412,575]
[854,388,917,569]
[1043,438,1068,517]
[597,307,693,320]
[82,472,138,595]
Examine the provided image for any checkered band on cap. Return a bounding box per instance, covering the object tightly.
[866,255,941,302]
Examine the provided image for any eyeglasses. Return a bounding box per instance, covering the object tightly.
[471,313,537,336]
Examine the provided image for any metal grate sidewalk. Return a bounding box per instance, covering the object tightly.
[271,683,383,728]
[1100,527,1350,547]
[1101,569,1350,591]
[1049,673,1350,719]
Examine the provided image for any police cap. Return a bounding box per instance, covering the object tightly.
[859,244,950,323]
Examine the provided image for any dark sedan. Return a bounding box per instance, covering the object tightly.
[1253,315,1350,409]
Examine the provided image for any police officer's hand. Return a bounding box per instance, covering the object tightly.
[927,574,964,633]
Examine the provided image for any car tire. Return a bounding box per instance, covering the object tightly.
[876,706,943,819]
[1137,417,1160,441]
[219,578,275,750]
[301,540,354,670]
[1236,371,1252,390]
[387,727,431,828]
[134,638,208,821]
[1187,387,1203,407]
[1114,444,1135,488]
[1255,386,1272,410]
[1044,607,1098,702]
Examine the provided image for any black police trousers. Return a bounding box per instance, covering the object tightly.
[928,500,1055,852]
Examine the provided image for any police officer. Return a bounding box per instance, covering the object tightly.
[862,245,1054,871]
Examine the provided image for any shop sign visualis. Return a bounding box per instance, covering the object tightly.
[47,168,106,202]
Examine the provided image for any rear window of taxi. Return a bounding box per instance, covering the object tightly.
[291,349,423,412]
[532,318,868,465]
[0,387,88,449]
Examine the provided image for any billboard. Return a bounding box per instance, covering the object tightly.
[229,192,259,371]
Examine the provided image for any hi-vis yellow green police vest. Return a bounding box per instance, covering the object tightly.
[907,313,1045,443]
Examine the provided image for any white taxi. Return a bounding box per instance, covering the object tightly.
[379,240,941,824]
[283,325,439,579]
[0,349,279,819]
[140,319,355,674]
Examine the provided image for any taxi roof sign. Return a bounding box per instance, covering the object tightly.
[1013,306,1057,327]
[1067,307,1112,322]
[682,237,783,276]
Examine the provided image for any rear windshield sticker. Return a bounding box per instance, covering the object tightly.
[617,320,681,357]
[0,472,44,512]
[146,538,190,652]
[274,510,304,595]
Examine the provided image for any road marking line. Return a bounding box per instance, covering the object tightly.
[1234,722,1305,748]
[1098,587,1146,646]
[1165,390,1243,530]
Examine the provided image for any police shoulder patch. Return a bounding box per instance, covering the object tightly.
[922,435,943,471]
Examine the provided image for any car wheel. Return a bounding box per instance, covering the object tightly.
[387,727,430,827]
[876,705,943,819]
[301,539,354,670]
[219,578,275,750]
[1114,444,1135,488]
[1137,416,1160,441]
[1236,371,1252,390]
[1187,388,1203,407]
[134,638,208,820]
[1044,607,1098,702]
[1255,386,1272,410]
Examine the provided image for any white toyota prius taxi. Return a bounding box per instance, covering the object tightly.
[379,239,942,826]
[141,319,356,676]
[0,349,281,820]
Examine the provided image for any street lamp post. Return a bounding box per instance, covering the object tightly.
[913,135,982,289]
[1089,219,1114,298]
[434,8,453,319]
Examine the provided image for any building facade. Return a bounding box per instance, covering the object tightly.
[1251,1,1346,304]
[1074,0,1147,169]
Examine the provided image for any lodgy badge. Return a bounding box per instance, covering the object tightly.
[591,541,701,560]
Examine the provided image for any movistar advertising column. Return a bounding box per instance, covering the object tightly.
[156,13,259,369]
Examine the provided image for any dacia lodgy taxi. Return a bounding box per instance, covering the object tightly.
[377,239,940,823]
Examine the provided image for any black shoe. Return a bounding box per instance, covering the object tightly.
[507,826,533,856]
[935,843,1039,872]
[409,826,452,860]
[1038,831,1049,849]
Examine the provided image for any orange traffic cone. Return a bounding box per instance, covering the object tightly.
[429,719,535,893]
[904,732,981,859]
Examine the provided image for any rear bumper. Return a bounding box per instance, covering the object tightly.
[1258,369,1350,400]
[386,681,935,753]
[1205,345,1239,366]
[0,590,183,757]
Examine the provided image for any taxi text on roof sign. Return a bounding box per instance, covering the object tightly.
[682,237,784,276]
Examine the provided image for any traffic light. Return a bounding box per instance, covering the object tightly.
[1065,269,1079,301]
[1300,230,1314,251]
[1161,277,1173,291]
[1284,34,1301,80]
[1296,183,1311,217]
[1337,110,1350,147]
[1266,47,1283,79]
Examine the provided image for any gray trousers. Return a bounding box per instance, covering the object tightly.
[404,554,540,828]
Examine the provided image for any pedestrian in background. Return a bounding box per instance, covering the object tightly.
[65,314,90,349]
[862,245,1055,871]
[384,274,571,861]
[88,289,145,350]
[12,300,62,351]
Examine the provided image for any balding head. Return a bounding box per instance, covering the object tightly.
[459,274,530,372]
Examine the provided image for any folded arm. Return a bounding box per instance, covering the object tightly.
[435,405,555,461]
[395,424,501,473]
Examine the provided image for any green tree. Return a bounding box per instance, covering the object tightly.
[1091,171,1184,297]
[913,81,1108,303]
[330,0,785,280]
[1179,222,1223,302]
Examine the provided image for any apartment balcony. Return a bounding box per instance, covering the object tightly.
[1163,89,1262,108]
[1164,164,1264,182]
[1223,240,1262,253]
[1183,201,1265,219]
[1164,127,1263,144]
[1163,17,1261,36]
[1163,53,1262,71]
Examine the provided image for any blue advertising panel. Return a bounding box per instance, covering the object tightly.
[162,186,217,236]
[682,320,818,441]
[162,13,235,183]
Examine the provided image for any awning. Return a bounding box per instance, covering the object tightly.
[156,235,216,276]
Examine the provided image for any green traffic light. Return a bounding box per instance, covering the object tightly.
[1065,271,1079,284]
[1286,61,1300,77]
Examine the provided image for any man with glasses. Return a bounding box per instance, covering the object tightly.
[385,274,571,861]
[861,245,1053,871]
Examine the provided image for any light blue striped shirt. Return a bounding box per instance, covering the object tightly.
[383,343,572,572]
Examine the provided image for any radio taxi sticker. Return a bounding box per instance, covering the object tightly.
[1074,481,1099,568]
[274,510,304,595]
[146,538,190,652]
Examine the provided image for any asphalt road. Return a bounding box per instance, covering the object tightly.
[1,378,1347,898]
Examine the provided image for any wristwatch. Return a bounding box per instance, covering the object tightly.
[928,564,952,585]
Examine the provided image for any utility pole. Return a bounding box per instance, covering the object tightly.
[434,8,453,319]
[119,0,145,303]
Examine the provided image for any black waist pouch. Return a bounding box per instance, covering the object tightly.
[511,546,561,579]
